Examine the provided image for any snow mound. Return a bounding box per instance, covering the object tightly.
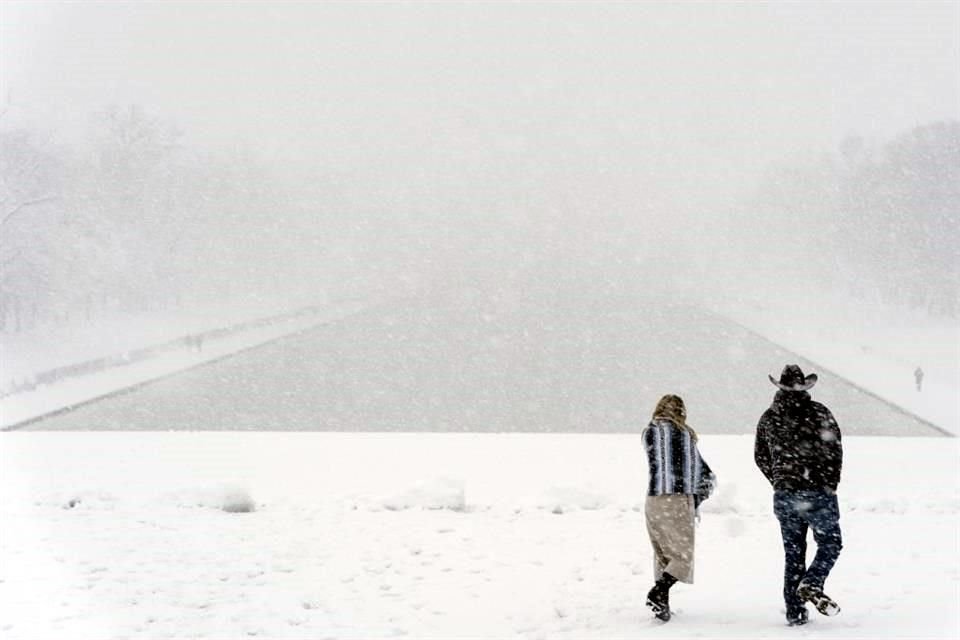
[380,477,466,511]
[537,486,608,514]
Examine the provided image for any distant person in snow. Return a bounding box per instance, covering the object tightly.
[755,365,843,627]
[642,394,716,622]
[186,334,204,353]
[914,366,924,392]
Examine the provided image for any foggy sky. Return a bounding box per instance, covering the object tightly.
[3,1,958,205]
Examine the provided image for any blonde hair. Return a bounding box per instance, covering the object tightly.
[652,394,698,442]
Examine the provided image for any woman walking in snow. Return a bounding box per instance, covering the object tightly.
[642,394,716,622]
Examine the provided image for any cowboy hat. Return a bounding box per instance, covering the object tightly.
[769,364,818,391]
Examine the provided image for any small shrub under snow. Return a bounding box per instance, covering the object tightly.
[164,485,256,513]
[221,488,256,513]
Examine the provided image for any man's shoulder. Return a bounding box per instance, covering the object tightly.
[810,400,837,421]
[757,405,778,425]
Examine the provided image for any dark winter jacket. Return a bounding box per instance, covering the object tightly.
[643,418,716,505]
[754,390,842,492]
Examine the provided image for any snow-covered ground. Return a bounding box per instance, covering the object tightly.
[1,290,958,638]
[1,433,957,639]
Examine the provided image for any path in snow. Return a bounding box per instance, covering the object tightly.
[18,290,943,436]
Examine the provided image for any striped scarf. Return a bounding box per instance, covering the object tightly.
[643,418,715,497]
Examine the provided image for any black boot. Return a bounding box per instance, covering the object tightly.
[645,584,667,620]
[646,573,677,622]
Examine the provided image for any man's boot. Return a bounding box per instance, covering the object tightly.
[786,606,809,626]
[797,581,840,616]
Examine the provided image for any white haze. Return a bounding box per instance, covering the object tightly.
[1,1,958,323]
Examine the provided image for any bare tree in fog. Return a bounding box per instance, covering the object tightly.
[0,107,63,330]
[0,104,321,332]
[740,121,960,317]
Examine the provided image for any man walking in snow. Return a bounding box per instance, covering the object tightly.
[755,365,843,626]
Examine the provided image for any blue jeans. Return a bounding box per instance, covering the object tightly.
[773,490,843,615]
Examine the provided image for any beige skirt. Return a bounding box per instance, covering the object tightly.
[645,494,696,584]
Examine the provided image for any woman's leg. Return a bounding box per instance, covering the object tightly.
[645,495,696,584]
